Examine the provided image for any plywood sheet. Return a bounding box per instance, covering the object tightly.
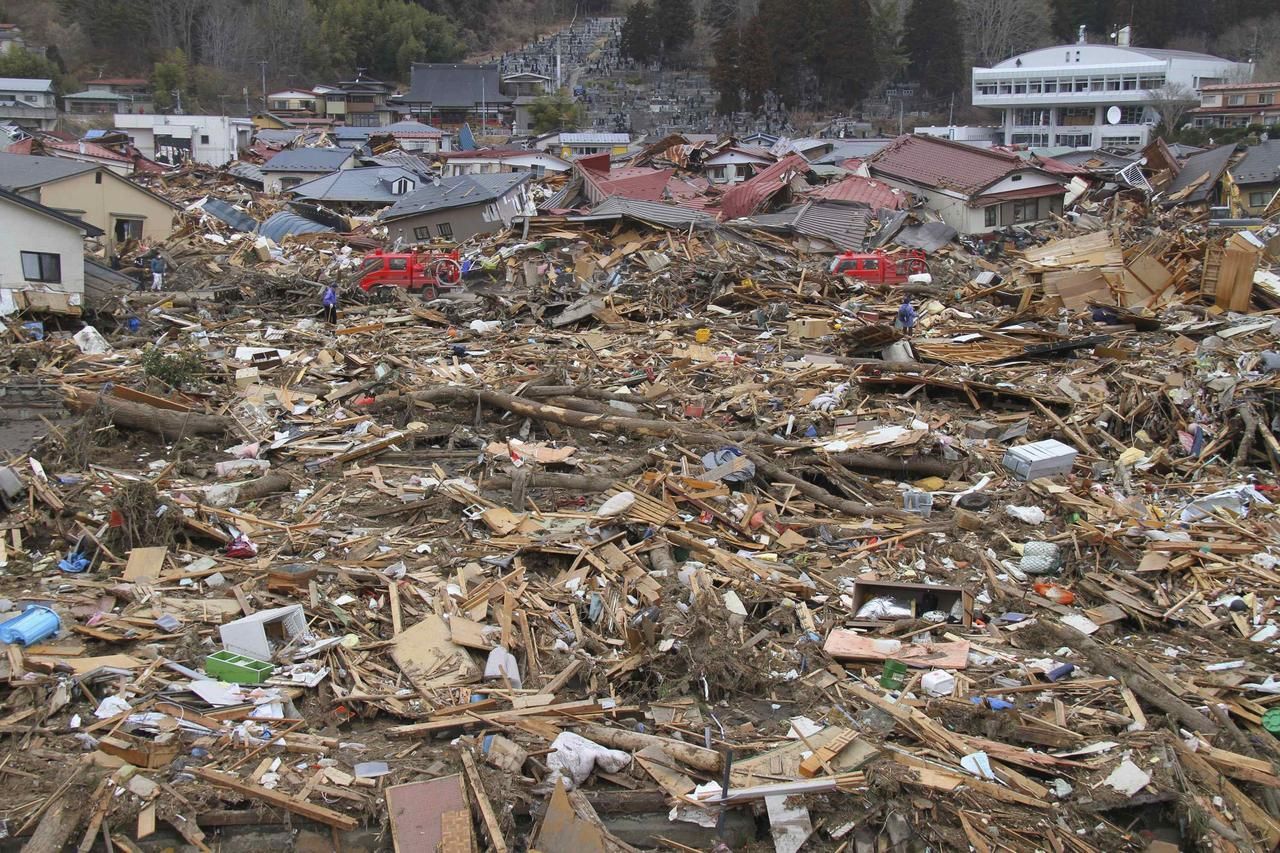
[385,774,468,853]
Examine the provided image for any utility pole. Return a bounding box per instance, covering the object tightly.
[259,60,268,111]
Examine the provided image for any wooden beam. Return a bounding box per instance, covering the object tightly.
[190,767,358,831]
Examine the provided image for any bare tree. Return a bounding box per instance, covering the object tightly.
[198,0,260,73]
[962,0,1052,68]
[1214,14,1280,83]
[149,0,203,58]
[1149,82,1198,133]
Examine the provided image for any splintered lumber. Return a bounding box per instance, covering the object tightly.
[385,701,636,737]
[1037,619,1218,734]
[190,767,358,830]
[66,388,231,439]
[460,750,509,853]
[408,386,916,518]
[22,793,84,853]
[573,722,722,773]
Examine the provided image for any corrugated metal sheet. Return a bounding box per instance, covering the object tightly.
[227,162,264,186]
[258,211,334,242]
[791,202,871,251]
[869,134,1042,196]
[589,196,718,229]
[718,154,811,220]
[200,198,258,232]
[809,175,907,210]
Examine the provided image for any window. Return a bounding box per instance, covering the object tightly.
[1101,136,1142,148]
[1260,93,1275,105]
[1012,199,1039,223]
[113,217,143,243]
[1060,107,1095,127]
[436,222,453,239]
[20,251,61,283]
[985,206,998,227]
[389,258,408,271]
[1055,133,1093,147]
[1117,106,1144,125]
[1229,94,1245,106]
[1122,76,1138,91]
[1043,80,1057,93]
[414,227,431,241]
[1014,108,1048,126]
[861,258,879,270]
[95,172,102,184]
[1139,75,1165,89]
[390,177,413,195]
[1011,133,1048,146]
[279,177,302,190]
[1251,192,1269,207]
[199,134,209,144]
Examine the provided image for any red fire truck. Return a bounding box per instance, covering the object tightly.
[828,249,930,285]
[356,249,463,296]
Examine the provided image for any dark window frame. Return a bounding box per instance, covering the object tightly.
[20,251,61,283]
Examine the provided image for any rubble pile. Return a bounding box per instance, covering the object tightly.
[2,168,1280,853]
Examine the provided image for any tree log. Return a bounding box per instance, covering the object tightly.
[203,473,294,508]
[407,386,919,519]
[66,389,231,440]
[1037,619,1218,735]
[574,723,722,774]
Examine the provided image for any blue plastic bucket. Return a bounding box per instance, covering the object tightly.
[0,605,60,645]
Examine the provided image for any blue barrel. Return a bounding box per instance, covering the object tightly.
[0,605,60,645]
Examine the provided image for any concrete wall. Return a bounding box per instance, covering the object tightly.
[386,204,490,245]
[0,198,85,302]
[35,169,175,252]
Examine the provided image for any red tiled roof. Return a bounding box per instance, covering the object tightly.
[1028,153,1089,178]
[719,154,811,219]
[47,140,130,163]
[5,138,32,154]
[868,135,1044,197]
[808,175,907,210]
[595,167,673,202]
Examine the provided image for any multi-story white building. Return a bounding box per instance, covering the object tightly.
[973,28,1250,150]
[113,114,253,167]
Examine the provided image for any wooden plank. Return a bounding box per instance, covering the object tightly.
[461,750,508,853]
[190,767,358,830]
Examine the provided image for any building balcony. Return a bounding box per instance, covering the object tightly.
[974,90,1152,108]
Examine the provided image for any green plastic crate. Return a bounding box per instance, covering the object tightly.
[205,650,274,684]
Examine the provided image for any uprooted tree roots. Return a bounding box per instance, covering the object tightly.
[110,480,182,551]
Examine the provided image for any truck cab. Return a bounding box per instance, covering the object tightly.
[357,249,463,297]
[829,250,929,285]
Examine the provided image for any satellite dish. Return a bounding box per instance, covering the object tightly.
[1106,106,1122,125]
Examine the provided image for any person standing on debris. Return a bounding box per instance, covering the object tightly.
[322,283,338,325]
[149,254,167,291]
[896,295,917,336]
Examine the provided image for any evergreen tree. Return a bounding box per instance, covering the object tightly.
[816,0,878,108]
[739,14,772,112]
[708,23,741,113]
[620,0,659,63]
[656,0,696,56]
[904,0,964,97]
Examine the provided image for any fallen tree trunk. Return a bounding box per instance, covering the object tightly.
[203,473,293,508]
[1038,619,1218,735]
[574,723,722,773]
[408,386,916,518]
[66,388,232,440]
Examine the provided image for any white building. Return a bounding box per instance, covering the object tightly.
[113,114,253,167]
[0,78,56,131]
[0,186,101,316]
[973,29,1251,150]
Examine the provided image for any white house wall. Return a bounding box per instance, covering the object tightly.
[0,201,85,307]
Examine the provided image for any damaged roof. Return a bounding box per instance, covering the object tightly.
[290,166,423,205]
[808,174,908,210]
[868,135,1057,197]
[1162,143,1237,205]
[718,154,812,220]
[259,147,354,174]
[1232,140,1280,187]
[380,172,529,222]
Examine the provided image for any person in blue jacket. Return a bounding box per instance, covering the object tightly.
[895,295,917,336]
[322,284,338,324]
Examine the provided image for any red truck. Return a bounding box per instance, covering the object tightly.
[357,249,463,296]
[828,249,930,285]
